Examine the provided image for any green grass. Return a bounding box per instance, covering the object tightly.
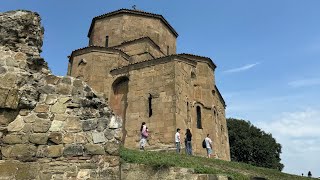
[120,147,316,180]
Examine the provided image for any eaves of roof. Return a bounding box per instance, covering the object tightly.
[68,46,130,61]
[87,9,179,38]
[179,53,217,70]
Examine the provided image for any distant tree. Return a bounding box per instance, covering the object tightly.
[227,118,284,171]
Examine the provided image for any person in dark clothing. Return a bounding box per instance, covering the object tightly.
[308,171,312,177]
[185,128,192,155]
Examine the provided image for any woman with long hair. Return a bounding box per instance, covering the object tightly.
[185,128,192,155]
[139,122,148,150]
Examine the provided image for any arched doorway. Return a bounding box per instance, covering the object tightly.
[110,76,129,143]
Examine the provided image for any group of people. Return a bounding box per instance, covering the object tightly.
[139,122,214,158]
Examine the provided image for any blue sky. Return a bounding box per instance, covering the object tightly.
[2,0,320,177]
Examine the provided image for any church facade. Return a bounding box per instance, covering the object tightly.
[68,9,230,160]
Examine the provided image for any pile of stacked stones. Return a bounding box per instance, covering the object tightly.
[0,10,122,179]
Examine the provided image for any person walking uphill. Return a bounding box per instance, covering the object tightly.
[205,134,213,158]
[139,122,148,150]
[175,128,181,153]
[185,128,192,155]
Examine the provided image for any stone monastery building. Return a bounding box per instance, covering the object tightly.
[68,9,230,160]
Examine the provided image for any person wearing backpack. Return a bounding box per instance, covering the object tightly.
[204,134,213,158]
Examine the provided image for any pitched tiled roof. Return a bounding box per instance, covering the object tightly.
[87,9,178,38]
[68,46,130,60]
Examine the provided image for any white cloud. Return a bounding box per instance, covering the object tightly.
[223,62,260,73]
[288,78,320,88]
[257,108,320,177]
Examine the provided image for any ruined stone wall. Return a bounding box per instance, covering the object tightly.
[69,51,128,98]
[90,14,177,55]
[0,10,122,179]
[121,60,177,149]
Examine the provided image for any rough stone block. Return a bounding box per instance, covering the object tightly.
[29,133,48,144]
[50,102,67,114]
[34,104,49,113]
[2,134,29,144]
[47,145,63,158]
[5,89,20,109]
[104,142,120,156]
[92,132,106,144]
[7,115,25,132]
[64,116,82,132]
[108,116,122,129]
[48,132,63,144]
[0,109,19,126]
[45,94,58,105]
[82,119,98,131]
[2,144,37,159]
[63,144,84,156]
[84,144,105,155]
[49,120,64,132]
[74,132,88,144]
[63,133,74,144]
[33,119,51,133]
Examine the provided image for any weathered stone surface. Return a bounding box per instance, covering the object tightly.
[47,145,63,157]
[7,115,25,132]
[48,132,62,144]
[104,142,119,155]
[77,169,91,180]
[84,144,105,155]
[108,116,122,129]
[49,120,64,132]
[24,113,37,123]
[29,133,48,144]
[2,134,29,144]
[45,94,58,105]
[50,102,66,114]
[53,114,67,121]
[2,144,37,159]
[92,132,106,144]
[33,119,51,133]
[74,132,88,144]
[82,119,98,131]
[34,104,49,113]
[63,116,82,132]
[36,145,48,157]
[0,109,19,125]
[63,145,84,156]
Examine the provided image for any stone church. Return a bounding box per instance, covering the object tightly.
[68,9,230,160]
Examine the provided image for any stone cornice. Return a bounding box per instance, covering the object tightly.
[110,55,196,75]
[88,9,178,38]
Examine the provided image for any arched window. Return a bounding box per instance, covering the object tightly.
[196,106,202,129]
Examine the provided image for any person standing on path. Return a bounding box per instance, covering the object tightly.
[205,134,213,158]
[185,128,192,155]
[175,128,181,153]
[139,122,148,150]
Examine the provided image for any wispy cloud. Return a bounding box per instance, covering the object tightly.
[288,78,320,88]
[257,108,320,175]
[223,62,260,73]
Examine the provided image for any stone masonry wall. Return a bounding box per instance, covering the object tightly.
[90,14,177,55]
[123,60,177,149]
[0,10,122,179]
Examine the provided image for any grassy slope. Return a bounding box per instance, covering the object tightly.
[120,148,315,180]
